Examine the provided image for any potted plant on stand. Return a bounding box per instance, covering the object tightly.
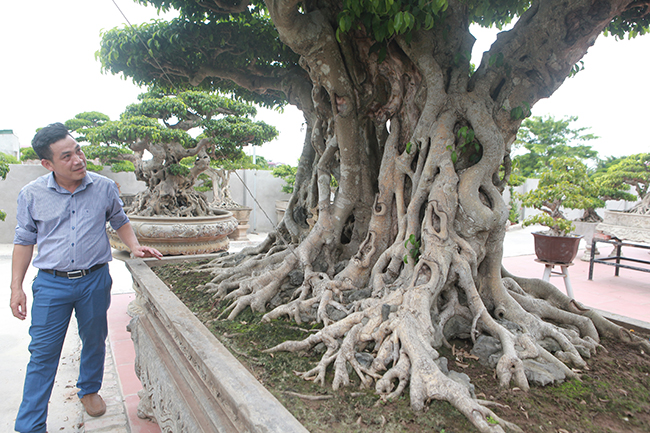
[520,157,604,264]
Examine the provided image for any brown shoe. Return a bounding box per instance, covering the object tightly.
[80,393,106,417]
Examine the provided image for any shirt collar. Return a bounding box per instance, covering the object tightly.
[46,172,94,194]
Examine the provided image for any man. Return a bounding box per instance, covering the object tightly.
[9,123,162,433]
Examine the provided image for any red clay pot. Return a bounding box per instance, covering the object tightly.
[532,232,583,264]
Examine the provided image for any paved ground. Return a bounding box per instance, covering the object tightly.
[0,242,137,433]
[1,226,648,432]
[0,234,266,433]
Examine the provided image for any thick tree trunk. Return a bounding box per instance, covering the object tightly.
[196,1,650,431]
[126,140,226,216]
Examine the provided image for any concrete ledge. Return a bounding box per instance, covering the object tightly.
[595,309,650,334]
[125,258,308,433]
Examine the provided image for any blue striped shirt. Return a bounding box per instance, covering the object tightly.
[14,172,130,271]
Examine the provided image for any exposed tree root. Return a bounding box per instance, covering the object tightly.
[198,229,649,433]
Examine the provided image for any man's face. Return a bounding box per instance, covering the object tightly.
[41,135,87,187]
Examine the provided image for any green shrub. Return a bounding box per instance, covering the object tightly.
[20,147,39,161]
[272,164,297,194]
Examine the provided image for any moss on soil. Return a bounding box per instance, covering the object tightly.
[153,260,650,433]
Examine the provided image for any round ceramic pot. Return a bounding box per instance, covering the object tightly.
[109,211,237,256]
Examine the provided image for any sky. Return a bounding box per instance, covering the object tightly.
[1,1,648,166]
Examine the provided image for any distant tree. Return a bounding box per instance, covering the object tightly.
[594,155,626,174]
[19,147,39,161]
[513,116,598,177]
[0,151,19,165]
[189,153,271,208]
[67,90,277,217]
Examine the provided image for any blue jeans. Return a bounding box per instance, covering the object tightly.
[14,265,112,433]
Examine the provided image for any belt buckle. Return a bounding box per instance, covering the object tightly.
[67,270,85,279]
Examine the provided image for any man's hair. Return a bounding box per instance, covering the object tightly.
[31,123,71,161]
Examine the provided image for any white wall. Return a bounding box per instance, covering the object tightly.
[505,177,639,223]
[0,165,291,243]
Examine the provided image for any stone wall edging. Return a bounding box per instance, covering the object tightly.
[125,258,309,433]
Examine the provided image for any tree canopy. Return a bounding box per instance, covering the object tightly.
[595,152,650,213]
[513,115,598,178]
[98,1,649,112]
[96,1,650,431]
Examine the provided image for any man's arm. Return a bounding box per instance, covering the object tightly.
[115,222,163,259]
[10,244,34,320]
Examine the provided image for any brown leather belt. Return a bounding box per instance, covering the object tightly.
[41,263,107,279]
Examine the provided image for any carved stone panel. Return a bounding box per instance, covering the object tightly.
[125,259,309,433]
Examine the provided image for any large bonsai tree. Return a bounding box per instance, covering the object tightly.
[596,153,650,214]
[98,1,650,431]
[67,90,277,217]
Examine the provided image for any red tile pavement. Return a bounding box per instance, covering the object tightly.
[502,246,650,324]
[107,293,161,433]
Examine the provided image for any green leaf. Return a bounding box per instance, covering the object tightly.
[369,43,382,54]
[394,12,403,33]
[489,52,504,67]
[425,14,435,30]
[510,106,524,120]
[467,129,475,143]
[404,12,414,30]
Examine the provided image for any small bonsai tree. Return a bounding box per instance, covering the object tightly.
[595,153,650,215]
[66,90,277,217]
[520,157,604,236]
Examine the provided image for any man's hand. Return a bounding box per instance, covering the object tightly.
[10,288,27,320]
[11,244,34,321]
[116,223,163,260]
[131,245,163,260]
